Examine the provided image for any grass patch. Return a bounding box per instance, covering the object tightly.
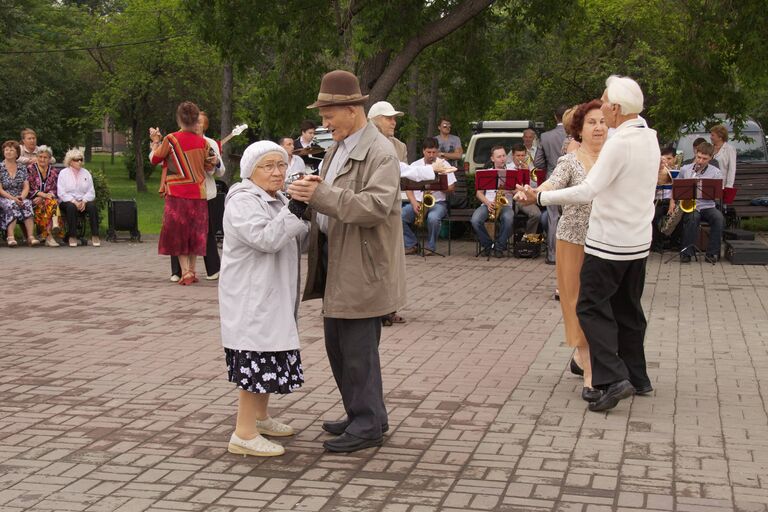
[741,217,768,232]
[89,153,164,234]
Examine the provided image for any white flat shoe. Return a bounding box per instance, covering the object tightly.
[255,416,295,437]
[91,236,101,247]
[206,272,219,281]
[45,236,59,247]
[227,433,284,457]
[68,238,78,247]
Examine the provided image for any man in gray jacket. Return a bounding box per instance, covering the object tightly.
[288,70,406,453]
[534,106,567,264]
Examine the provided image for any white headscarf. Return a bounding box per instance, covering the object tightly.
[240,141,289,179]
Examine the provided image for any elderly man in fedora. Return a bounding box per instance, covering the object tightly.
[287,70,405,453]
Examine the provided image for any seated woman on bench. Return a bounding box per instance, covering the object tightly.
[57,149,100,247]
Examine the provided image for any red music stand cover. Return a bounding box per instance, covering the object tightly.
[400,174,448,191]
[476,169,518,191]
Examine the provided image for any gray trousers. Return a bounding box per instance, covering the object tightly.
[323,316,388,439]
[546,205,560,262]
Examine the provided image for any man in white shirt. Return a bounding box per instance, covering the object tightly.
[472,145,514,257]
[279,137,307,175]
[516,75,659,412]
[678,142,724,264]
[402,138,456,255]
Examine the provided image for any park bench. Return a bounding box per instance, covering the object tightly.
[729,163,768,226]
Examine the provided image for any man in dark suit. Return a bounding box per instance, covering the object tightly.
[534,105,568,264]
[294,119,322,170]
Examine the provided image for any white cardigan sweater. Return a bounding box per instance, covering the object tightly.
[539,118,660,261]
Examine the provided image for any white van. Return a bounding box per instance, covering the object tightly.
[463,120,539,175]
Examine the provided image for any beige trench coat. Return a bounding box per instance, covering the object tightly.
[302,122,407,319]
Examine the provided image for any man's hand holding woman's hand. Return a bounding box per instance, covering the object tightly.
[286,174,323,203]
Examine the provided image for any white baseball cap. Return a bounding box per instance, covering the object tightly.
[367,101,404,119]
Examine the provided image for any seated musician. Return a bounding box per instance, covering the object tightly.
[470,145,516,258]
[279,137,306,175]
[293,120,322,170]
[508,143,542,234]
[402,138,456,255]
[652,146,678,251]
[678,142,724,264]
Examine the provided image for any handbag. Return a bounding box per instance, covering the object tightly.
[51,204,62,235]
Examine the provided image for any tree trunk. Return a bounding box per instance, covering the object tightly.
[84,129,93,163]
[221,61,234,183]
[365,0,493,104]
[406,65,419,161]
[428,73,439,137]
[132,117,147,193]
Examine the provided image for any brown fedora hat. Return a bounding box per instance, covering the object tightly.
[307,70,369,109]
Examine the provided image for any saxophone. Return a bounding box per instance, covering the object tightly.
[488,188,509,222]
[414,192,436,228]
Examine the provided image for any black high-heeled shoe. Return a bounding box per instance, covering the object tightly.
[582,387,601,402]
[569,357,584,376]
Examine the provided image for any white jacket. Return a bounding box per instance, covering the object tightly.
[540,117,659,261]
[218,179,309,352]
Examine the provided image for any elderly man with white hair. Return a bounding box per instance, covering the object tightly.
[218,140,310,458]
[516,75,659,412]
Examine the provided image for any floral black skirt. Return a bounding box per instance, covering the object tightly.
[225,348,304,394]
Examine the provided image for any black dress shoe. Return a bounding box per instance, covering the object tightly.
[545,259,555,265]
[680,254,691,263]
[322,419,389,436]
[633,383,654,395]
[582,387,601,402]
[323,432,383,453]
[569,357,584,376]
[588,380,635,412]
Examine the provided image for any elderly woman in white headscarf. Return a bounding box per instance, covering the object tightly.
[218,141,310,458]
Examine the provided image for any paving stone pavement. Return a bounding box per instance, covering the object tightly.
[1,238,767,512]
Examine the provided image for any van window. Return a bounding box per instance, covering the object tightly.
[678,132,767,162]
[472,136,523,165]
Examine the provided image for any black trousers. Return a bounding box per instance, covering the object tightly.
[60,201,99,238]
[323,316,387,439]
[576,254,651,389]
[171,199,220,276]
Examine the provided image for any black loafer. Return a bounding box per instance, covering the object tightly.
[633,383,653,395]
[569,357,584,376]
[582,387,601,402]
[588,380,635,412]
[323,432,383,453]
[322,419,389,436]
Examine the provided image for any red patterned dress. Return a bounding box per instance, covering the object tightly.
[27,163,60,237]
[151,131,215,256]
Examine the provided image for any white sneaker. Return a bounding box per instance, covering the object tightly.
[170,275,181,283]
[227,433,284,457]
[206,272,219,281]
[255,416,295,437]
[91,236,101,247]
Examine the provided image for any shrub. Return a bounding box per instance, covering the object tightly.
[91,167,111,214]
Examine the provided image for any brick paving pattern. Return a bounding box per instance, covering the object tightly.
[1,238,767,511]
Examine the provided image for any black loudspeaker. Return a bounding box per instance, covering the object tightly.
[107,199,141,242]
[725,239,768,265]
[212,180,229,242]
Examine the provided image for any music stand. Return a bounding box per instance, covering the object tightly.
[401,174,449,257]
[475,169,520,260]
[665,177,723,263]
